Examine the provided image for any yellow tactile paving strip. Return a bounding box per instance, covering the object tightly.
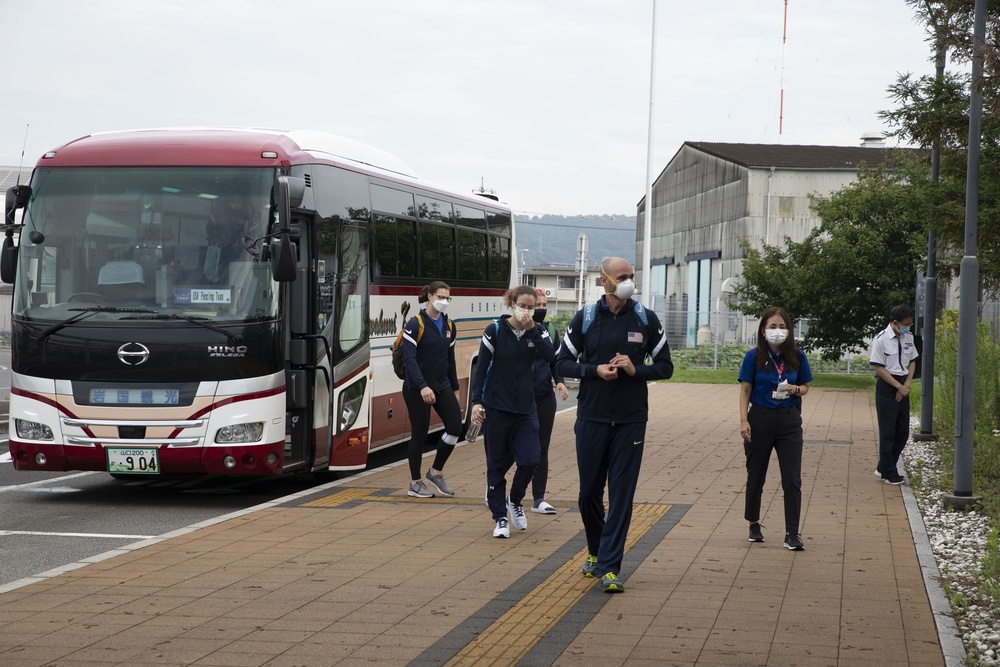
[301,487,672,666]
[446,503,669,666]
[301,487,508,507]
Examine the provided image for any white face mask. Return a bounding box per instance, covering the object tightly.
[432,299,450,313]
[602,265,637,301]
[613,279,636,301]
[765,328,789,345]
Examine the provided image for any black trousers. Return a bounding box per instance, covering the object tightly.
[532,390,557,501]
[402,387,462,480]
[875,376,910,478]
[744,405,803,535]
[485,408,540,521]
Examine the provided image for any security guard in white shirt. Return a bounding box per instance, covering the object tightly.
[869,304,919,485]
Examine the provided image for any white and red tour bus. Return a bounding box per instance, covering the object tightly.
[1,128,514,479]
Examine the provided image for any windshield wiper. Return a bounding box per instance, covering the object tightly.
[38,306,156,341]
[118,313,237,344]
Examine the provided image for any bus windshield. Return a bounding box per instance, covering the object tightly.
[12,167,281,324]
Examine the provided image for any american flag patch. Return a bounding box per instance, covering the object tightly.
[628,331,643,343]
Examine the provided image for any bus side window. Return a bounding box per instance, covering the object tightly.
[336,223,369,355]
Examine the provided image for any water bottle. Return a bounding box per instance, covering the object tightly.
[466,407,485,442]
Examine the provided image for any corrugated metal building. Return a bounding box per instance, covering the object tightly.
[637,140,923,349]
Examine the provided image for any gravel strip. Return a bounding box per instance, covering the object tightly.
[902,424,1000,666]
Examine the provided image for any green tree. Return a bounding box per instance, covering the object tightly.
[736,163,928,359]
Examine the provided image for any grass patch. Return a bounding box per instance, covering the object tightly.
[665,369,876,390]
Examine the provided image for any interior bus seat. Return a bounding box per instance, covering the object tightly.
[97,260,148,303]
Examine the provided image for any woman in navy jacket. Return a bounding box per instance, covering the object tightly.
[470,286,554,538]
[401,281,462,499]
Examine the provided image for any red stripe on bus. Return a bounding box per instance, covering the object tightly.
[10,388,98,438]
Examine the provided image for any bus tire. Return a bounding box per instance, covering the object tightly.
[313,470,342,484]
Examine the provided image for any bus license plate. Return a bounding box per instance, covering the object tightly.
[106,447,160,475]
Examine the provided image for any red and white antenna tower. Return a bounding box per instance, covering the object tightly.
[779,0,789,138]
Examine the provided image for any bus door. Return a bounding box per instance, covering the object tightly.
[326,220,372,470]
[284,215,329,472]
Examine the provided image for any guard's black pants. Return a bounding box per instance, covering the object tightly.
[744,405,803,536]
[875,376,910,478]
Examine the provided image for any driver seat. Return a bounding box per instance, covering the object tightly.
[97,260,146,303]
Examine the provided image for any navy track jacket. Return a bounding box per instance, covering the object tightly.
[555,296,673,424]
[533,323,565,396]
[471,315,555,415]
[401,311,459,393]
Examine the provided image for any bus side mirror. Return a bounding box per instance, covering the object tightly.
[5,185,30,226]
[271,236,296,282]
[271,175,298,282]
[1,235,18,284]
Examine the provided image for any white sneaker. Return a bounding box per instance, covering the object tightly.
[493,518,510,538]
[874,470,882,479]
[507,497,527,531]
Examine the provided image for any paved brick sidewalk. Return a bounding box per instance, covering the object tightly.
[0,383,947,666]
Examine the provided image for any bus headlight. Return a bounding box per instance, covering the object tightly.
[215,422,264,444]
[338,378,367,435]
[16,419,54,441]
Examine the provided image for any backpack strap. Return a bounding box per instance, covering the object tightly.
[633,300,648,327]
[582,303,597,334]
[547,321,556,340]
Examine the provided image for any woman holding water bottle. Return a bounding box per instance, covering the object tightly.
[737,306,812,551]
[470,286,554,539]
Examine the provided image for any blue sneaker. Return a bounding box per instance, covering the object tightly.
[582,554,598,578]
[600,572,625,593]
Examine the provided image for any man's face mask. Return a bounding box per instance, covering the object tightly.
[602,266,636,300]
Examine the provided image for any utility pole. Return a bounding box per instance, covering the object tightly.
[947,0,985,508]
[916,40,946,442]
[577,234,588,310]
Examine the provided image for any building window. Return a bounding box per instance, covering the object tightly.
[686,258,711,347]
[558,276,578,290]
[524,274,536,287]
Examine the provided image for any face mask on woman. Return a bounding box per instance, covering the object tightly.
[513,306,534,323]
[532,308,547,323]
[432,299,450,313]
[765,328,788,346]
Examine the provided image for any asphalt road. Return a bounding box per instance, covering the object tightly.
[0,342,579,588]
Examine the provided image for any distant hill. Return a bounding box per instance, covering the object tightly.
[514,214,636,268]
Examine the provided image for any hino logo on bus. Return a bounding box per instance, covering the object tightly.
[118,342,150,366]
[208,345,248,358]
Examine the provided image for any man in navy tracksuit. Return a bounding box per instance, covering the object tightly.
[555,257,673,593]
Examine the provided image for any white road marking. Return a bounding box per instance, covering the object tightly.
[0,471,97,493]
[0,452,11,463]
[0,530,154,539]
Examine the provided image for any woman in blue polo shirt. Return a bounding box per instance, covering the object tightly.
[737,306,813,551]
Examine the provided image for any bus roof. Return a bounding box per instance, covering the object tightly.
[34,127,510,211]
[35,127,417,176]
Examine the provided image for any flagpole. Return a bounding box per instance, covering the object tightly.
[641,0,657,307]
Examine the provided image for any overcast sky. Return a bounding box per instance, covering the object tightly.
[1,1,936,216]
